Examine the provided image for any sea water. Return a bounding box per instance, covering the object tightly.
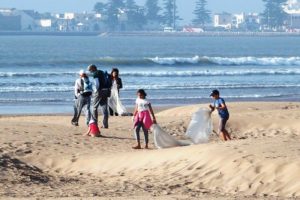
[0,35,299,114]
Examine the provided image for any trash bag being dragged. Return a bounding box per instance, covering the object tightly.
[108,86,132,116]
[186,108,213,144]
[152,124,191,149]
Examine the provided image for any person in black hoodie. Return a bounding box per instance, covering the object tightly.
[87,64,111,129]
[109,68,123,116]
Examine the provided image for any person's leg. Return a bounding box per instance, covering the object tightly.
[72,96,84,126]
[71,99,79,125]
[219,118,231,141]
[133,122,142,149]
[84,97,91,126]
[100,97,109,129]
[91,93,101,123]
[224,129,231,140]
[219,118,227,141]
[220,131,227,141]
[109,107,114,116]
[142,124,149,149]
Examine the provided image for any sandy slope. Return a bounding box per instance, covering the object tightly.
[1,102,300,199]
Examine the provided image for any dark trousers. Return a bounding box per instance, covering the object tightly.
[109,107,119,116]
[135,122,149,144]
[91,91,108,128]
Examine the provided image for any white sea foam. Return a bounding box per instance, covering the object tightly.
[122,69,300,77]
[148,56,300,66]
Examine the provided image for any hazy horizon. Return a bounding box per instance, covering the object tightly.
[1,0,264,24]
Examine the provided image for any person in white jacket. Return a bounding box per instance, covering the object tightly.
[71,70,92,126]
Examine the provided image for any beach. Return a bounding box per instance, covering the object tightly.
[1,102,300,199]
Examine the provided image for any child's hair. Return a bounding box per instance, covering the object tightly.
[137,89,147,97]
[111,68,119,78]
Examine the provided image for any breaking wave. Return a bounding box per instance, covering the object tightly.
[1,68,300,78]
[1,56,300,67]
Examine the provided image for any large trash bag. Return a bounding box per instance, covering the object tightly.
[108,86,128,116]
[152,124,190,149]
[186,108,213,144]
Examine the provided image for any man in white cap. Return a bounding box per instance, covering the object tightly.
[71,69,93,126]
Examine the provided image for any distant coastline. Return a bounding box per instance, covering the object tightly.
[1,31,300,37]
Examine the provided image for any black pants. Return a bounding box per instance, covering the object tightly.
[135,122,149,144]
[109,107,119,116]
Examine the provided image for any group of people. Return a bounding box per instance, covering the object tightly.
[71,65,123,135]
[71,64,231,150]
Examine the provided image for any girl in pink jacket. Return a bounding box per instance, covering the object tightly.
[133,89,157,149]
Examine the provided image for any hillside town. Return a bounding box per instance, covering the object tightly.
[0,0,299,33]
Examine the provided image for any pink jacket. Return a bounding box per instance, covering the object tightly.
[134,110,153,130]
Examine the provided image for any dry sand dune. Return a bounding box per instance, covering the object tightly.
[1,102,300,199]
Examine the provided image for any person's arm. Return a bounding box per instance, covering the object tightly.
[118,78,123,90]
[148,103,157,124]
[209,104,215,112]
[74,79,80,98]
[217,103,227,110]
[84,127,91,136]
[133,104,138,117]
[93,77,99,92]
[216,99,227,110]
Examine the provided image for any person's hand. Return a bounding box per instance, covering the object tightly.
[209,104,213,109]
[132,116,135,122]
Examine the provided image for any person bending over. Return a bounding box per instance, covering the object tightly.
[209,89,231,141]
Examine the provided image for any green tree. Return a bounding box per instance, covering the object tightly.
[125,0,137,9]
[105,0,125,31]
[124,0,146,30]
[262,0,287,29]
[145,0,162,22]
[192,0,211,27]
[94,2,106,13]
[162,0,180,29]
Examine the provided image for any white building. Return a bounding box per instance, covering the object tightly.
[214,12,232,29]
[232,13,245,29]
[36,19,52,30]
[284,0,300,29]
[64,13,75,20]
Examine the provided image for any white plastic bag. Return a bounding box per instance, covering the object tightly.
[186,108,213,144]
[152,124,189,149]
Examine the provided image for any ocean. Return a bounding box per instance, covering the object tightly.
[0,35,300,114]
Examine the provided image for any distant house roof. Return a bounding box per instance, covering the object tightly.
[214,12,232,16]
[22,10,41,19]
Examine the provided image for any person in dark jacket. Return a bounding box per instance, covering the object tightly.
[109,68,123,116]
[87,64,110,129]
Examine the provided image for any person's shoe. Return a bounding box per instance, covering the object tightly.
[101,126,108,129]
[71,121,79,126]
[132,145,142,149]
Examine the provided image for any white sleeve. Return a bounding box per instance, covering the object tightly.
[74,79,80,97]
[93,77,99,92]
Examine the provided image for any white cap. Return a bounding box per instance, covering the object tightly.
[79,69,86,75]
[89,119,96,124]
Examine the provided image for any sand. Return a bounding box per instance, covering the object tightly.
[1,102,300,199]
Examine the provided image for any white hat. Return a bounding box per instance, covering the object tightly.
[79,69,86,75]
[89,119,96,124]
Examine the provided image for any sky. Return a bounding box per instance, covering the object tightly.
[0,0,264,24]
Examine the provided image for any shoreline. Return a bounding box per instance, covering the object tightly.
[1,99,299,115]
[1,31,300,37]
